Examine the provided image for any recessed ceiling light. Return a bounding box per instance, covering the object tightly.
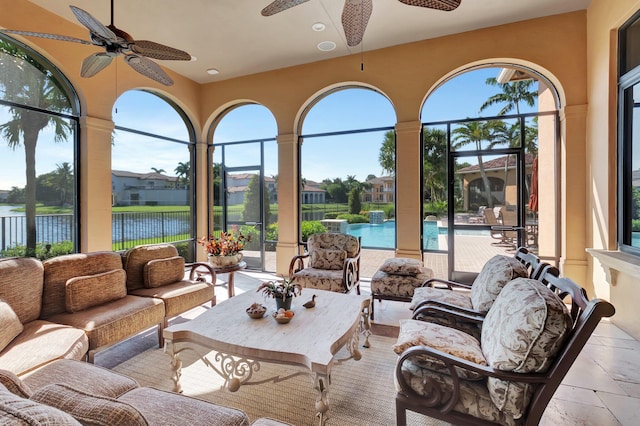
[312,22,326,31]
[190,56,197,61]
[317,41,336,52]
[206,68,220,75]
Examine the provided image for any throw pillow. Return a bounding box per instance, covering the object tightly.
[0,301,23,353]
[65,269,127,313]
[143,256,185,288]
[31,384,148,426]
[393,319,487,380]
[0,370,32,399]
[481,278,572,419]
[379,258,423,276]
[309,248,347,270]
[0,383,80,425]
[470,255,529,313]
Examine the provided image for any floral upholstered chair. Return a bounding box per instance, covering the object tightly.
[289,233,361,294]
[394,272,615,426]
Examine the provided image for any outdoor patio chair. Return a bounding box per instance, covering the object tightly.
[289,233,361,294]
[484,207,519,248]
[394,272,615,426]
[409,249,536,338]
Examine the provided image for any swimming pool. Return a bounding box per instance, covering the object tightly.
[347,220,491,250]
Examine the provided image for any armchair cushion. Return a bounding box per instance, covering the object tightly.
[65,270,127,313]
[31,384,148,426]
[481,278,572,418]
[307,233,359,257]
[379,258,423,276]
[409,287,473,310]
[143,256,185,288]
[470,255,529,313]
[0,383,81,425]
[309,248,347,270]
[394,319,487,380]
[0,301,23,352]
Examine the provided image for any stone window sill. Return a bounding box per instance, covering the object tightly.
[587,248,640,286]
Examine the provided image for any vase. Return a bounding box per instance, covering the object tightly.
[208,252,243,268]
[275,296,293,311]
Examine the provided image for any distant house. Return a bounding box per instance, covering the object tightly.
[363,176,395,203]
[0,190,8,203]
[301,180,326,204]
[225,174,278,205]
[112,170,186,206]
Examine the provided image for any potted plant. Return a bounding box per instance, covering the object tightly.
[257,275,302,310]
[197,227,250,268]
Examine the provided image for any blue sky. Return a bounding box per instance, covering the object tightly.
[1,67,542,190]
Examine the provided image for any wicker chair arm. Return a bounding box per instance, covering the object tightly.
[420,278,473,290]
[411,303,485,325]
[288,253,309,277]
[342,256,359,292]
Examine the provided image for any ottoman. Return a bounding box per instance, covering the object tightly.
[370,258,433,320]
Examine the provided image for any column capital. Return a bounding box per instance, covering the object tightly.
[560,104,588,121]
[395,120,422,135]
[276,133,298,146]
[80,116,114,132]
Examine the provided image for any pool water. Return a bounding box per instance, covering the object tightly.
[347,221,441,250]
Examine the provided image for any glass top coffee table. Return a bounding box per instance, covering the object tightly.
[163,288,371,425]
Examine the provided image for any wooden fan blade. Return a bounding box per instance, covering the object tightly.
[0,29,93,45]
[261,0,312,16]
[342,0,373,47]
[70,5,118,42]
[80,53,113,77]
[130,40,192,61]
[124,54,174,86]
[397,0,461,11]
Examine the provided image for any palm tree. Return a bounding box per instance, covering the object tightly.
[452,120,502,207]
[378,130,395,176]
[0,40,72,256]
[480,77,536,116]
[150,167,166,174]
[52,162,74,206]
[174,161,190,189]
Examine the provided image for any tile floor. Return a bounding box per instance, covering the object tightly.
[95,270,640,426]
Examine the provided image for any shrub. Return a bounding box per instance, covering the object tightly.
[1,241,74,260]
[382,205,395,219]
[336,213,369,224]
[323,212,339,219]
[632,219,640,232]
[301,221,327,241]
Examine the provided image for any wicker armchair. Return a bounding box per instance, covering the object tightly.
[394,273,615,426]
[289,233,361,294]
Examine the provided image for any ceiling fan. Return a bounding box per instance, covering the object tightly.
[262,0,461,47]
[0,0,191,86]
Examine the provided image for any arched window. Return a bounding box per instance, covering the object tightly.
[0,35,79,259]
[112,90,196,260]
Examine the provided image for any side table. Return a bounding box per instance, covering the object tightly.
[196,261,246,298]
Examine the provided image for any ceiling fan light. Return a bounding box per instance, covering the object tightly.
[312,22,326,31]
[207,68,220,75]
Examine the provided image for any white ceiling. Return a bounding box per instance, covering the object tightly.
[27,0,591,84]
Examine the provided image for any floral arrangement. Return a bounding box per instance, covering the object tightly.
[257,275,302,301]
[197,228,250,256]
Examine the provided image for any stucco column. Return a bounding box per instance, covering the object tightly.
[275,133,299,275]
[194,141,209,262]
[559,104,589,288]
[79,116,114,252]
[395,121,423,260]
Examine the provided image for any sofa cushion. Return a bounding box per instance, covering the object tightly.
[0,383,80,425]
[0,257,44,324]
[481,278,572,419]
[130,281,213,318]
[143,256,185,288]
[394,319,487,380]
[31,384,148,426]
[22,359,138,399]
[379,258,423,276]
[470,255,529,313]
[118,386,250,426]
[42,252,123,318]
[0,301,23,352]
[122,244,180,291]
[0,320,88,376]
[0,369,32,398]
[309,248,346,270]
[65,269,127,313]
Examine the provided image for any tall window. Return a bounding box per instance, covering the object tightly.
[619,12,640,256]
[0,35,79,259]
[112,90,196,260]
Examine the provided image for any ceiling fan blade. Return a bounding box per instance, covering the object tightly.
[397,0,461,11]
[0,29,93,45]
[69,5,118,42]
[342,0,373,47]
[125,54,174,86]
[80,53,113,77]
[130,40,192,61]
[261,0,312,16]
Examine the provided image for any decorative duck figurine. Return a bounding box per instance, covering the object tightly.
[303,294,317,309]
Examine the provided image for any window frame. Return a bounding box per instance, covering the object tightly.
[618,11,640,257]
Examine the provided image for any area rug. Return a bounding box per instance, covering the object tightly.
[112,334,448,426]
